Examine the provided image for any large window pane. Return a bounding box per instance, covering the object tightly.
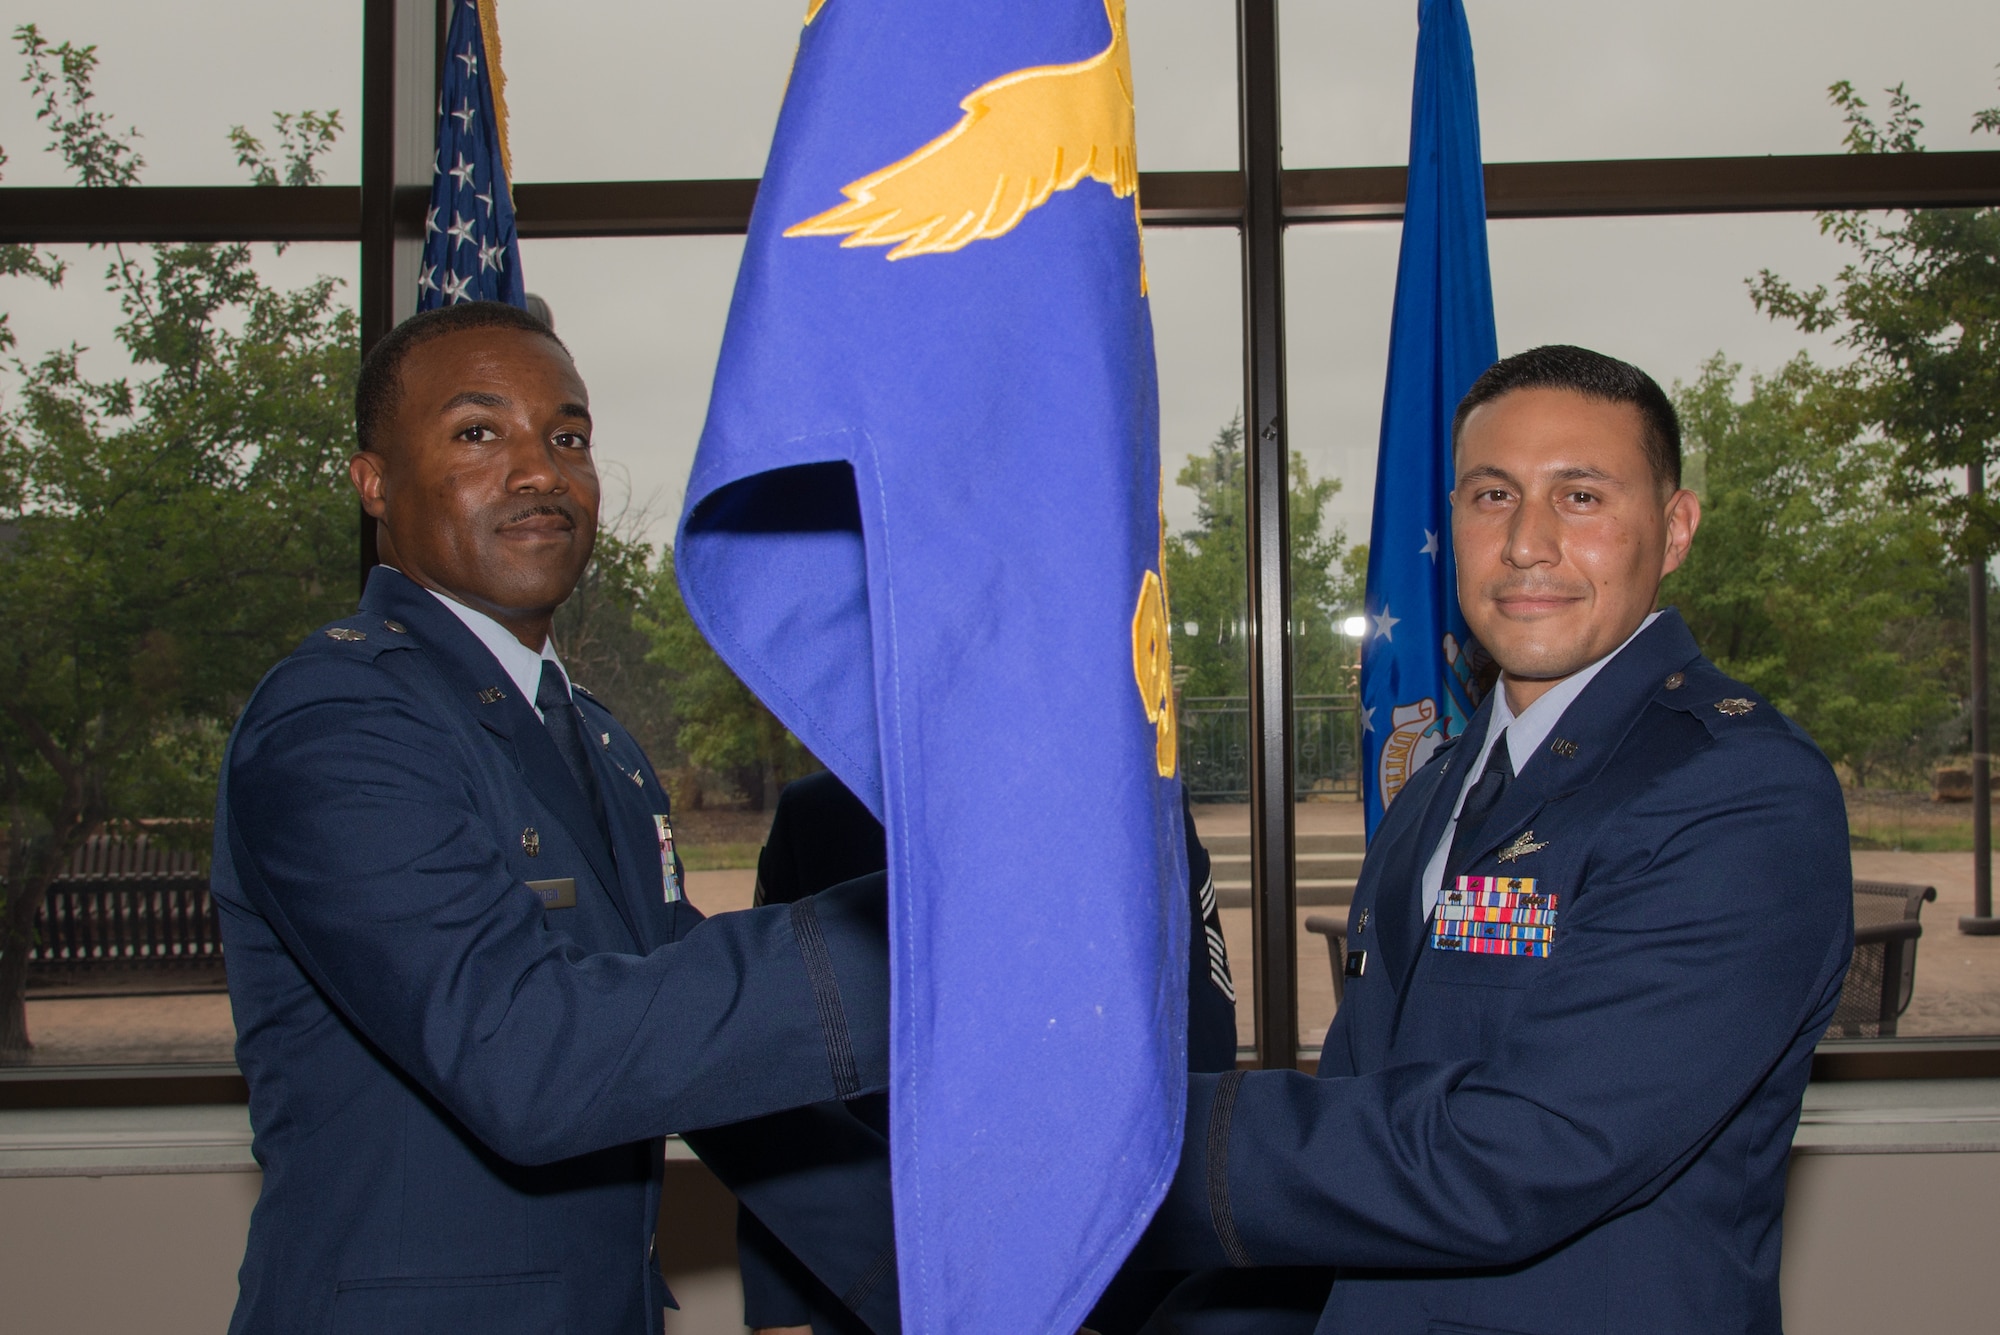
[1281,0,2000,167]
[1129,0,1239,172]
[1148,228,1252,1052]
[1286,209,2000,1046]
[506,0,1238,183]
[4,241,359,1066]
[0,0,359,186]
[505,1,800,183]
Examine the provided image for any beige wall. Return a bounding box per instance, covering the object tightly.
[5,1151,1998,1334]
[0,1161,747,1335]
[1,1172,261,1335]
[1782,1151,2000,1335]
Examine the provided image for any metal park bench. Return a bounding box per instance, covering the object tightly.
[1830,880,1937,1039]
[27,833,222,990]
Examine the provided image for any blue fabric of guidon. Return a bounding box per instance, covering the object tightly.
[676,3,1188,1331]
[1359,0,1500,837]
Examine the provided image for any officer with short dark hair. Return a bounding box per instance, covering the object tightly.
[1136,346,1853,1334]
[213,301,892,1335]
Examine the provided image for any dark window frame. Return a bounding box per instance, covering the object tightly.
[2,0,1998,1103]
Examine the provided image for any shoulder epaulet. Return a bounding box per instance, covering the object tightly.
[296,612,419,662]
[1652,657,1785,739]
[570,680,620,719]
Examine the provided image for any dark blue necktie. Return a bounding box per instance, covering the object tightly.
[537,660,608,847]
[1446,728,1513,877]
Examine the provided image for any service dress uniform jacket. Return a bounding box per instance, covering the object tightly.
[1141,610,1853,1334]
[212,567,890,1335]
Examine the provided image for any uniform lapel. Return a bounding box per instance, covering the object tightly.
[359,570,642,949]
[579,711,670,953]
[1374,702,1492,987]
[1439,611,1705,884]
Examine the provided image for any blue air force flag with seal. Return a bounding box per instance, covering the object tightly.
[1360,0,1500,836]
[417,0,524,310]
[677,2,1187,1330]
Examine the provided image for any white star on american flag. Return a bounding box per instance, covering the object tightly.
[475,189,494,217]
[456,46,478,77]
[449,152,477,192]
[424,205,440,238]
[452,100,477,132]
[416,265,439,295]
[477,238,506,273]
[446,212,477,250]
[442,270,473,304]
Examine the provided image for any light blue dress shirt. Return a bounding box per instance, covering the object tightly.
[1419,611,1661,916]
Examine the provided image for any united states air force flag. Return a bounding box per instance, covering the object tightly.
[1361,0,1499,836]
[678,2,1187,1329]
[418,0,523,310]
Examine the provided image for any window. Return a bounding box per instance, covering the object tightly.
[4,1,1998,1085]
[0,0,360,185]
[1281,0,2000,167]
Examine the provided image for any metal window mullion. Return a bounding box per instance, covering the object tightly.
[359,0,439,585]
[1238,0,1299,1072]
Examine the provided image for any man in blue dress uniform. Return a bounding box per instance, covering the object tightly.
[211,301,891,1335]
[1137,346,1854,1333]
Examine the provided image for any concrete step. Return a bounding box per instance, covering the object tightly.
[1211,853,1366,880]
[1215,878,1356,909]
[1203,832,1365,856]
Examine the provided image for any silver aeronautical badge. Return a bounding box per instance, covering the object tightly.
[1496,830,1549,864]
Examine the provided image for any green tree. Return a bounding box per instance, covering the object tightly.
[551,519,681,774]
[0,26,357,1056]
[634,546,818,812]
[1748,74,2000,559]
[1164,413,1362,699]
[1665,356,1960,785]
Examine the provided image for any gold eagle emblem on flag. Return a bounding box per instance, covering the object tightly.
[785,0,1139,273]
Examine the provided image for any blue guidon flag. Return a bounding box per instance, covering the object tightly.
[1360,0,1499,835]
[417,0,524,310]
[677,1,1187,1329]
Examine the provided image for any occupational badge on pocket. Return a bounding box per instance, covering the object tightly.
[654,814,683,904]
[1431,876,1556,957]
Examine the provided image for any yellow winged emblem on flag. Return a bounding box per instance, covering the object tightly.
[785,0,1140,277]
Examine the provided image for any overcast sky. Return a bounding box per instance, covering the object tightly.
[2,0,1996,551]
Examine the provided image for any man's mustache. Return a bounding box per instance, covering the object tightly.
[1480,578,1589,601]
[496,503,580,530]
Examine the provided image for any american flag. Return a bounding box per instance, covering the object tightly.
[418,0,524,310]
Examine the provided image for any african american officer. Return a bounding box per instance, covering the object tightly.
[211,301,891,1335]
[1134,345,1853,1334]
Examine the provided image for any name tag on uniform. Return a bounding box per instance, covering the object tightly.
[1431,876,1556,957]
[527,878,576,910]
[654,815,683,904]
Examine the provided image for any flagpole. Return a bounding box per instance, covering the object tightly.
[1237,0,1300,1071]
[1963,460,1999,933]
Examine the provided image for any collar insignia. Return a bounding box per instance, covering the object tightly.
[1496,830,1549,864]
